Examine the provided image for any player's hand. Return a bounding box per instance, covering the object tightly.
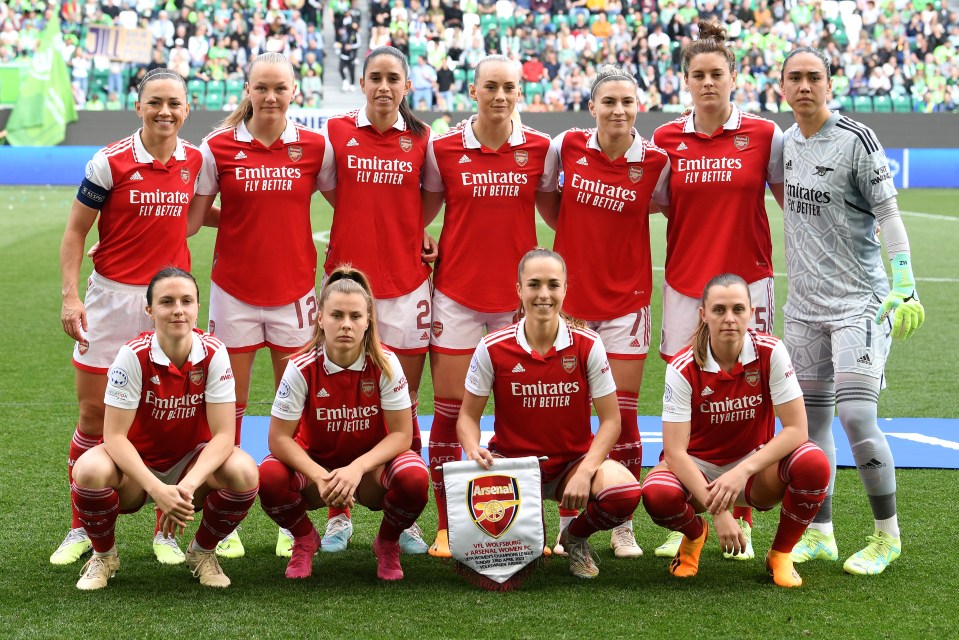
[151,485,195,535]
[321,464,362,508]
[560,469,591,512]
[704,467,748,515]
[465,446,494,470]
[61,293,88,341]
[713,509,747,557]
[86,241,100,258]
[875,252,925,339]
[422,231,438,264]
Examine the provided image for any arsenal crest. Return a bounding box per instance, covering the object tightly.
[361,379,376,397]
[734,135,749,151]
[628,166,643,183]
[432,320,444,338]
[562,355,577,373]
[189,369,205,385]
[399,136,413,152]
[744,367,760,387]
[208,320,216,335]
[288,145,303,162]
[77,339,90,355]
[514,150,528,167]
[180,168,190,184]
[468,474,521,539]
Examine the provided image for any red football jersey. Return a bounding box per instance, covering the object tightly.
[197,120,326,306]
[319,110,432,299]
[423,117,557,313]
[652,107,784,297]
[551,128,670,319]
[465,318,617,462]
[104,330,235,472]
[662,330,802,466]
[272,347,411,471]
[82,131,202,285]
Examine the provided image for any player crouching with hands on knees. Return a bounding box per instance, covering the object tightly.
[457,249,642,579]
[641,273,830,587]
[257,267,429,581]
[70,268,259,590]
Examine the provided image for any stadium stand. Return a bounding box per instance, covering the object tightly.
[0,0,956,113]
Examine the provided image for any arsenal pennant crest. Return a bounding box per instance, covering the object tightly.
[744,367,760,387]
[468,475,521,539]
[189,368,205,385]
[399,135,413,152]
[734,135,749,150]
[514,150,528,167]
[180,168,190,184]
[562,355,577,373]
[288,145,303,162]
[361,378,375,396]
[628,166,643,183]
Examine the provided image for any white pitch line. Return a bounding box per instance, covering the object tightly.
[900,210,958,222]
[885,433,959,450]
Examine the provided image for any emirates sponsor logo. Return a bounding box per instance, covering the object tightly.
[129,171,144,181]
[514,150,528,167]
[347,138,359,147]
[288,145,303,162]
[234,151,247,160]
[628,166,643,183]
[734,135,749,150]
[399,135,413,152]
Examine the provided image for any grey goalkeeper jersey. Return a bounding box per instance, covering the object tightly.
[782,112,897,322]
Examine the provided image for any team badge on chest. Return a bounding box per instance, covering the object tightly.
[744,367,760,387]
[399,136,413,152]
[514,150,528,167]
[180,168,190,184]
[562,355,577,373]
[733,135,749,151]
[189,368,205,385]
[468,474,521,538]
[628,166,643,183]
[288,145,303,162]
[361,378,376,397]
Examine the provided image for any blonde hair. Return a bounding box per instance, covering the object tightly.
[220,52,297,128]
[297,265,393,379]
[691,273,751,368]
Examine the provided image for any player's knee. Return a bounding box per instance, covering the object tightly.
[785,444,830,489]
[641,473,686,519]
[601,459,636,486]
[595,482,642,520]
[223,450,259,491]
[390,463,430,509]
[256,459,293,505]
[71,449,113,489]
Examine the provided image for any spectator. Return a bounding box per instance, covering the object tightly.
[436,58,455,111]
[410,55,437,109]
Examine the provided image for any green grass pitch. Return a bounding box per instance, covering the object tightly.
[0,186,956,638]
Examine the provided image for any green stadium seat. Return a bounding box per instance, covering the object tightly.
[892,94,912,113]
[206,79,225,98]
[225,78,244,98]
[838,95,854,112]
[125,92,137,109]
[408,41,427,60]
[205,91,224,110]
[497,15,515,30]
[480,15,497,33]
[872,95,892,112]
[853,95,873,112]
[524,81,545,99]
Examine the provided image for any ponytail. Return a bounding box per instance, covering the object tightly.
[218,51,297,129]
[691,273,750,368]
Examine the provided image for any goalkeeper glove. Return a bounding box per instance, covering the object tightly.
[875,252,925,340]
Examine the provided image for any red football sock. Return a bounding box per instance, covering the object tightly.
[771,442,830,552]
[328,507,351,520]
[733,506,753,527]
[194,486,259,550]
[379,452,430,541]
[568,482,642,538]
[558,507,579,518]
[642,470,704,539]
[611,391,643,481]
[68,428,102,529]
[430,397,462,531]
[259,457,314,538]
[72,484,119,553]
[410,398,422,454]
[234,403,247,446]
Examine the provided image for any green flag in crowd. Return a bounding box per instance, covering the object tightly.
[5,16,78,147]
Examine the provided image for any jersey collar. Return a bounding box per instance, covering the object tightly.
[515,316,574,358]
[791,110,843,140]
[149,331,206,370]
[356,107,408,132]
[586,128,647,163]
[462,114,527,150]
[321,345,367,374]
[702,331,758,374]
[131,129,187,164]
[682,104,743,135]
[235,119,300,145]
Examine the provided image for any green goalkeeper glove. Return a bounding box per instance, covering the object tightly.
[875,252,925,340]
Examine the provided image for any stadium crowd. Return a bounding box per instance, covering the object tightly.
[0,0,957,112]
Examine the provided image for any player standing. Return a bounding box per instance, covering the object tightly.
[258,267,430,581]
[55,68,204,566]
[539,65,669,558]
[70,268,259,590]
[315,46,434,555]
[642,273,830,587]
[649,20,785,560]
[458,249,642,579]
[190,52,328,559]
[779,48,925,575]
[421,54,558,557]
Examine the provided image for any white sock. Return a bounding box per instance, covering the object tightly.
[94,546,117,557]
[808,521,834,536]
[190,539,214,553]
[614,519,633,531]
[875,515,900,539]
[559,515,575,533]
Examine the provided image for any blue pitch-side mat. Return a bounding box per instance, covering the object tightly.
[239,415,959,470]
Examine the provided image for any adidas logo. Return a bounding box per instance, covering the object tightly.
[677,142,688,151]
[512,363,526,373]
[234,151,247,160]
[701,386,714,397]
[458,154,471,164]
[316,388,330,398]
[150,375,160,385]
[629,338,641,348]
[129,171,144,181]
[576,156,588,166]
[857,458,887,470]
[420,331,429,340]
[347,138,359,147]
[856,353,872,365]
